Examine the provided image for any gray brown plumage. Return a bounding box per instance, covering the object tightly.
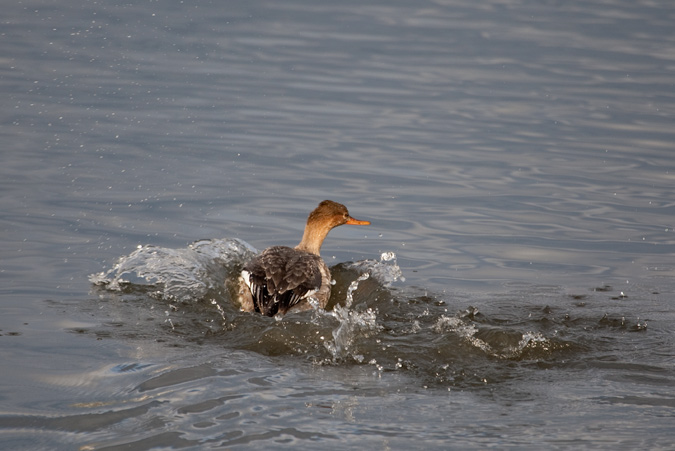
[237,200,370,316]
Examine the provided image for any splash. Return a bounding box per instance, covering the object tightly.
[346,251,405,286]
[322,273,382,362]
[317,251,403,362]
[345,272,370,309]
[432,314,555,360]
[89,238,257,303]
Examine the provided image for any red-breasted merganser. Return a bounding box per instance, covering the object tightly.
[237,200,370,316]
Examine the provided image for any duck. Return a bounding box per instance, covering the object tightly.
[237,200,370,316]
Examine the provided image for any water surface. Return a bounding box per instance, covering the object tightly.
[2,0,674,449]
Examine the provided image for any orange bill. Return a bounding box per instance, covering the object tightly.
[346,216,370,225]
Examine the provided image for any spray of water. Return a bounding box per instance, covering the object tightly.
[320,272,382,362]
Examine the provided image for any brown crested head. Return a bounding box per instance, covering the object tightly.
[308,200,371,229]
[296,200,370,255]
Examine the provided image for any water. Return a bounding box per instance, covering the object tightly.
[2,0,675,449]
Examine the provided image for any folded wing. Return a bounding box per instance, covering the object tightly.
[242,246,323,316]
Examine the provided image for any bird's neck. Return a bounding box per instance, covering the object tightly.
[295,221,331,255]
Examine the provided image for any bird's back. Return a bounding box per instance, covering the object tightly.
[241,246,329,316]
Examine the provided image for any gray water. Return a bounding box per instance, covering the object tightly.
[2,0,675,449]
